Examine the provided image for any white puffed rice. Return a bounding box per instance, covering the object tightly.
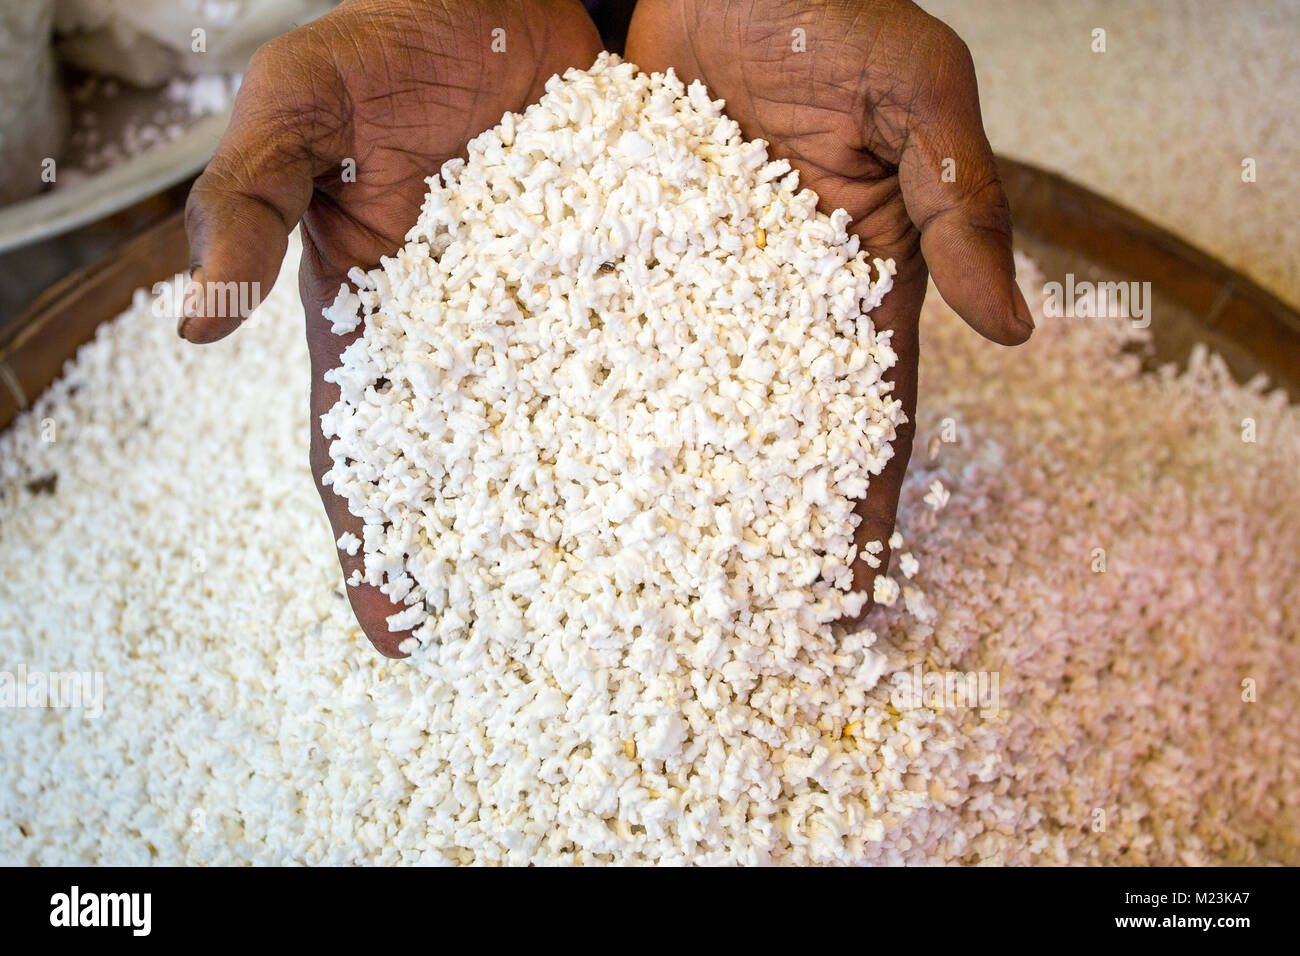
[898,552,920,579]
[314,55,909,862]
[322,54,900,656]
[923,479,950,511]
[2,56,1297,868]
[872,575,901,608]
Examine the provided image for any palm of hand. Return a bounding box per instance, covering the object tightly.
[294,2,605,300]
[627,0,1031,610]
[185,0,1026,656]
[629,0,922,267]
[185,1,603,655]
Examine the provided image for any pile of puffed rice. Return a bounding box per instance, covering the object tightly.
[1,55,1296,866]
[323,57,900,648]
[317,55,907,860]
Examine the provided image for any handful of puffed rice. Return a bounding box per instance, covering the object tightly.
[322,53,902,652]
[320,53,905,861]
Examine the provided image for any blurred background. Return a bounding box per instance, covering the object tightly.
[0,0,339,321]
[920,0,1299,312]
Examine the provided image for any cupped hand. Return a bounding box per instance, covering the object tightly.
[181,0,604,656]
[627,0,1033,620]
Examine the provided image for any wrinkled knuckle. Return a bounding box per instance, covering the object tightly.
[194,144,258,201]
[185,160,257,228]
[243,30,331,116]
[965,178,1014,239]
[931,23,976,86]
[243,34,291,86]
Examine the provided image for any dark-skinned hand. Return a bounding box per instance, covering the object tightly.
[627,0,1033,622]
[180,0,603,656]
[182,0,1029,656]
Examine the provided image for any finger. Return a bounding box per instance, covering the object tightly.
[842,260,923,628]
[183,32,408,652]
[310,409,417,660]
[294,10,604,659]
[296,6,602,658]
[895,21,1033,347]
[181,32,348,344]
[309,451,417,660]
[302,240,416,660]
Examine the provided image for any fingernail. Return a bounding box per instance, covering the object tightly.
[178,266,204,339]
[1012,284,1035,332]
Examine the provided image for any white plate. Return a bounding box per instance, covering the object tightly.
[0,109,230,255]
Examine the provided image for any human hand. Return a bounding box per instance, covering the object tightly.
[627,0,1033,620]
[180,0,604,656]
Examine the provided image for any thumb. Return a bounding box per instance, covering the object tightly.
[180,38,346,343]
[896,28,1033,347]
